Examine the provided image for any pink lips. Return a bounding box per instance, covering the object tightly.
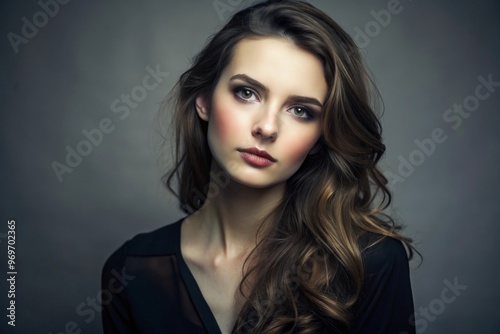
[238,147,277,167]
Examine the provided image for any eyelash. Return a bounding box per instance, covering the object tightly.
[232,86,316,120]
[233,87,259,102]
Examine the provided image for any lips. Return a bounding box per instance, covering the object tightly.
[237,147,277,167]
[238,147,277,162]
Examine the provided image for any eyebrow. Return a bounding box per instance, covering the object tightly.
[229,74,324,108]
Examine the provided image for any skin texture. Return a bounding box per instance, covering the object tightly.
[182,37,329,334]
[196,37,327,190]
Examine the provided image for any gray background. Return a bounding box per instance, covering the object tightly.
[1,0,499,333]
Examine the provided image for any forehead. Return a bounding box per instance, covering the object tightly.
[221,37,328,103]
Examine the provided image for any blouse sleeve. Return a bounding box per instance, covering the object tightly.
[352,237,416,334]
[101,241,136,334]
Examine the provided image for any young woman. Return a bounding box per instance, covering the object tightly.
[102,1,418,333]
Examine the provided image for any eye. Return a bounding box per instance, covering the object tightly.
[289,106,315,120]
[233,87,259,102]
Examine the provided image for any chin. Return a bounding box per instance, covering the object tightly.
[227,170,287,190]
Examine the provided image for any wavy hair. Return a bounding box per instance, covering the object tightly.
[158,0,418,332]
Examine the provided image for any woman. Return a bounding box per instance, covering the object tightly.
[102,1,418,333]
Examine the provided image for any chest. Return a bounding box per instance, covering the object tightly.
[186,260,246,334]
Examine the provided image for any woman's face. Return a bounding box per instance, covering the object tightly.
[196,37,328,189]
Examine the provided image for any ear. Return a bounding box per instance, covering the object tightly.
[195,94,210,121]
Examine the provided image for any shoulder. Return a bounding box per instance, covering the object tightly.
[126,217,185,255]
[351,234,415,333]
[358,233,410,276]
[102,217,185,271]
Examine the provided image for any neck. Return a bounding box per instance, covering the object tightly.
[190,171,284,262]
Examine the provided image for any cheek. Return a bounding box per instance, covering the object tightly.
[283,129,320,164]
[208,94,242,144]
[287,141,314,163]
[209,110,230,143]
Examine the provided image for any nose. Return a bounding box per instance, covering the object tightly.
[251,105,279,141]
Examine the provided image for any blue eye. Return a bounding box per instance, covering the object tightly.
[234,87,259,102]
[289,106,314,120]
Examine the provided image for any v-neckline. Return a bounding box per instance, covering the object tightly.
[175,218,224,334]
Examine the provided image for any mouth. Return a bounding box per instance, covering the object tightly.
[237,147,277,167]
[238,147,277,161]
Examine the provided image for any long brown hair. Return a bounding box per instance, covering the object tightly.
[158,0,418,332]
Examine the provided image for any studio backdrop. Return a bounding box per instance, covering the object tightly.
[1,0,499,333]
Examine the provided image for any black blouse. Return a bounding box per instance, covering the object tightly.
[101,218,416,333]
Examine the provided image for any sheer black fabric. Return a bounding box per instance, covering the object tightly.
[101,218,415,333]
